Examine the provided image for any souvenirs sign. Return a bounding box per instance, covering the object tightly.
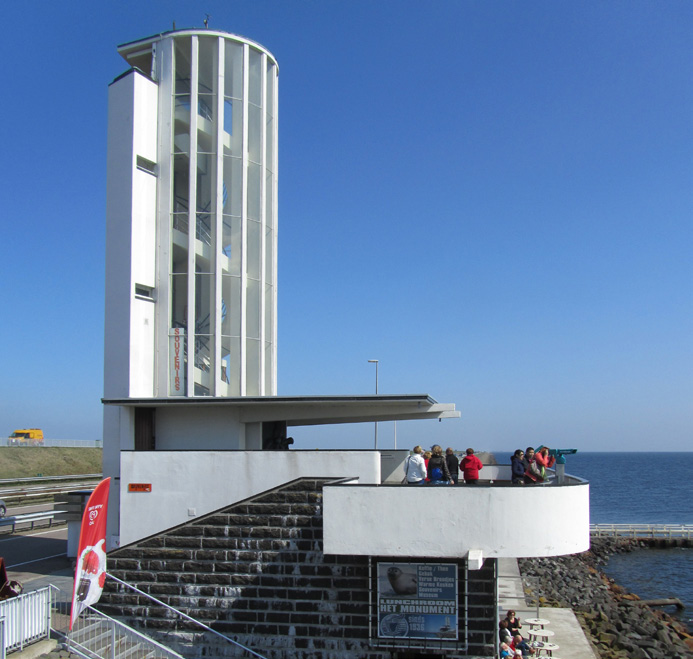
[377,562,458,640]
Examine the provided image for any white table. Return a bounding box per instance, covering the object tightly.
[528,628,555,641]
[525,617,550,630]
[535,641,559,656]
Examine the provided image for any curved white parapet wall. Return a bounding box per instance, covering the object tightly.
[118,450,380,547]
[322,481,590,559]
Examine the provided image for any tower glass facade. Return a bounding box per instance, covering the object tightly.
[117,30,278,399]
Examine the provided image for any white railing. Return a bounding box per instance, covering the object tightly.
[0,618,6,659]
[67,609,185,659]
[0,586,51,653]
[590,524,693,539]
[107,573,268,658]
[4,439,102,448]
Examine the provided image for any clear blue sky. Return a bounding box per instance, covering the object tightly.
[1,1,691,452]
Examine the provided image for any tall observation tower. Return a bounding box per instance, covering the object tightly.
[101,27,459,550]
[105,29,278,402]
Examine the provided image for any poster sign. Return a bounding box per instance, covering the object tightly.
[169,327,185,395]
[70,478,111,630]
[377,562,457,640]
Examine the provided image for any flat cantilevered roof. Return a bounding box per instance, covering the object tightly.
[101,394,460,426]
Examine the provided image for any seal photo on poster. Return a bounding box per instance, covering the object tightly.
[387,566,417,595]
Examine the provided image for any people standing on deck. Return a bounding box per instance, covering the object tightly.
[521,447,542,484]
[427,445,454,485]
[534,446,556,480]
[445,447,460,484]
[403,445,427,486]
[423,450,432,481]
[510,450,525,485]
[460,448,483,484]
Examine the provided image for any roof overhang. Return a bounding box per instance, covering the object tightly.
[101,395,460,426]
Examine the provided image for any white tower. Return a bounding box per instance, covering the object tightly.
[105,29,278,402]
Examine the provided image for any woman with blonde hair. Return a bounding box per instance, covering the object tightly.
[426,445,454,485]
[403,445,427,485]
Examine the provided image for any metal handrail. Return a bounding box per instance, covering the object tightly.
[49,585,183,659]
[590,523,693,539]
[106,573,268,659]
[0,475,101,486]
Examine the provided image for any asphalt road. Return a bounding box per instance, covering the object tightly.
[0,501,74,594]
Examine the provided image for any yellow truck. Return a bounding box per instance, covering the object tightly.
[7,429,44,446]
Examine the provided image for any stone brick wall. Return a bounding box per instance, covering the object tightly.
[100,478,496,658]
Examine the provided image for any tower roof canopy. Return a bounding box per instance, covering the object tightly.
[101,394,460,425]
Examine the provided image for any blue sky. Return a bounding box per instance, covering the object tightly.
[1,1,691,452]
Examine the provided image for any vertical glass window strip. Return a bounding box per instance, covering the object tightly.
[197,37,218,123]
[247,162,262,221]
[264,221,273,285]
[246,278,260,340]
[247,220,261,282]
[194,273,214,396]
[224,42,244,100]
[246,339,260,396]
[223,42,243,156]
[248,49,262,107]
[264,282,273,343]
[265,62,275,119]
[172,153,190,235]
[248,104,262,164]
[196,153,216,248]
[264,339,272,394]
[222,213,242,275]
[222,273,241,396]
[222,336,240,396]
[171,37,193,396]
[222,274,242,337]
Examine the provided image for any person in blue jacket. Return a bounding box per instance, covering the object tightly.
[511,449,526,485]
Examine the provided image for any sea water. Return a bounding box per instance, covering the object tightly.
[496,451,693,628]
[570,452,693,628]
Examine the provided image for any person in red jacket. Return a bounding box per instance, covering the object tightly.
[460,448,483,484]
[534,446,556,480]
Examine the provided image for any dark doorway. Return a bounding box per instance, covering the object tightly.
[134,408,155,450]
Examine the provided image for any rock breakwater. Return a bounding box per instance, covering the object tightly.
[520,537,693,659]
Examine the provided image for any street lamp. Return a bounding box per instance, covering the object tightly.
[368,359,378,449]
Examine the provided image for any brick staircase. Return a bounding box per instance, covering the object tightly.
[99,478,496,659]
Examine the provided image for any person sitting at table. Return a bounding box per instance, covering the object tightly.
[499,619,513,645]
[505,609,522,636]
[511,634,534,657]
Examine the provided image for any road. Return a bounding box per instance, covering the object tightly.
[0,501,73,594]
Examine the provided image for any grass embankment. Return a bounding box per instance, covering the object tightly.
[0,447,102,479]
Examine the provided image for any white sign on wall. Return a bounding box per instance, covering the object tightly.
[169,328,185,396]
[377,562,458,640]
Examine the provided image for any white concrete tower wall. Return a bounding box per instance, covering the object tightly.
[104,71,159,400]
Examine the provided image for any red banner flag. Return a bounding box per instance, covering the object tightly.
[70,477,111,630]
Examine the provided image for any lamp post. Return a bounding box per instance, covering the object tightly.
[368,359,378,449]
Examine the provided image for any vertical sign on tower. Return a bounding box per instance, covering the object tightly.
[169,327,185,395]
